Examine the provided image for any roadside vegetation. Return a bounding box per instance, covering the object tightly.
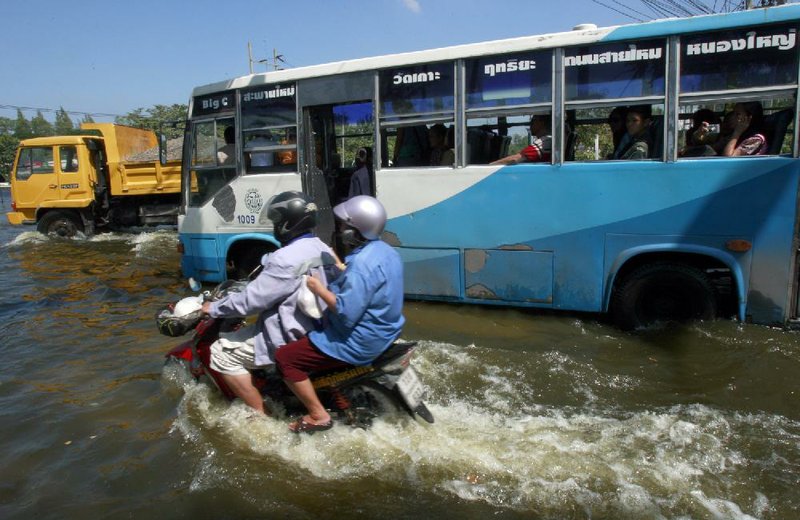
[0,104,187,181]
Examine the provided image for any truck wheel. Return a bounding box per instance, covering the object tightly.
[611,262,717,330]
[37,211,84,238]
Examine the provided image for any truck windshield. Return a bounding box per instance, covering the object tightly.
[15,147,54,181]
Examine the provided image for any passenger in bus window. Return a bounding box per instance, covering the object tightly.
[607,107,629,158]
[428,124,455,166]
[348,148,372,199]
[393,125,429,166]
[679,108,721,157]
[247,132,276,168]
[491,114,552,165]
[685,109,720,148]
[218,126,236,165]
[614,105,652,160]
[276,130,297,166]
[718,102,767,157]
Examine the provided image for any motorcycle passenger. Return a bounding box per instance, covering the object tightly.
[200,191,337,415]
[275,195,405,433]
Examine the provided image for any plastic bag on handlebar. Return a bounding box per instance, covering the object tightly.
[155,305,204,337]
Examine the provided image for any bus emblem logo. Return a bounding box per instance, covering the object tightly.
[245,188,263,214]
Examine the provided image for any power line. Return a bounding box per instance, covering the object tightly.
[591,0,643,21]
[0,103,122,119]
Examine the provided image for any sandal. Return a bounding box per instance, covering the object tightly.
[289,416,333,434]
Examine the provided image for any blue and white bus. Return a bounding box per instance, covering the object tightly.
[178,5,800,329]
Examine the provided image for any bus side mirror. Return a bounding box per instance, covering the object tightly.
[158,132,168,166]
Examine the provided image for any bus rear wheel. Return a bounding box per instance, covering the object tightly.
[611,262,717,330]
[37,211,84,238]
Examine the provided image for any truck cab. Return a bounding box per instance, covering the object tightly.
[6,123,182,237]
[6,135,100,235]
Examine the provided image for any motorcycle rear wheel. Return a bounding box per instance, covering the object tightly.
[338,382,404,429]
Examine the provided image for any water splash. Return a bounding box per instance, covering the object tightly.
[161,340,799,517]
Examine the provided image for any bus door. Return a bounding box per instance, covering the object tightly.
[302,101,376,248]
[301,108,336,246]
[298,70,376,247]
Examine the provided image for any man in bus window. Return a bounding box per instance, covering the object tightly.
[491,115,552,164]
[607,107,629,155]
[217,126,236,165]
[348,147,372,199]
[614,105,652,160]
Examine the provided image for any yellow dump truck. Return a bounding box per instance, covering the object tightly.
[5,123,182,236]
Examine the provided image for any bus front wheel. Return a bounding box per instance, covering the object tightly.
[228,243,274,280]
[611,262,717,330]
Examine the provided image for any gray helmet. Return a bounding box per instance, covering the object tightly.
[333,195,386,240]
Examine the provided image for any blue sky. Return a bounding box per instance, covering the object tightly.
[0,0,709,123]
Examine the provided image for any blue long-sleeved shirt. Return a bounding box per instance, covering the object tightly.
[310,239,405,366]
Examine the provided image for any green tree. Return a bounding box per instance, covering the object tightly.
[54,107,75,134]
[0,116,14,136]
[116,103,187,139]
[30,110,54,137]
[81,113,95,125]
[0,134,18,181]
[14,109,31,139]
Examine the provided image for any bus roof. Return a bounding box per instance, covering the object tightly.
[192,4,800,98]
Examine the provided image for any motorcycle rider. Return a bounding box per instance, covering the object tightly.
[200,191,336,415]
[275,195,405,433]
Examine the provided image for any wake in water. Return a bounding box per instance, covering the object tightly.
[161,339,799,518]
[4,227,176,249]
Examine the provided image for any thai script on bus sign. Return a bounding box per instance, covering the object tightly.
[484,59,537,77]
[685,28,796,55]
[393,71,442,85]
[565,45,662,67]
[242,85,295,103]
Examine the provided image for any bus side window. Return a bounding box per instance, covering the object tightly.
[763,108,794,155]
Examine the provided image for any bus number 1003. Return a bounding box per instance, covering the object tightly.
[236,214,256,225]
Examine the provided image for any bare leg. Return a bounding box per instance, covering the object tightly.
[284,378,331,424]
[222,373,266,414]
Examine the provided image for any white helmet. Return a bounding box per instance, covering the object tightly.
[333,196,387,240]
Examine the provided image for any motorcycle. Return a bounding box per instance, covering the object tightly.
[157,280,434,429]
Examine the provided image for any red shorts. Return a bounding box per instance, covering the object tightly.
[275,336,351,382]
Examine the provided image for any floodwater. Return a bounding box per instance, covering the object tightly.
[1,187,798,519]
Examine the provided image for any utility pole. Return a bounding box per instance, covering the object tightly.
[247,42,286,73]
[273,48,285,71]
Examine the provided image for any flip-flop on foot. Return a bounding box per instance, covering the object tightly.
[289,416,333,434]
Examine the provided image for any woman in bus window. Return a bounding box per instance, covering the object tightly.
[718,102,767,157]
[615,105,652,160]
